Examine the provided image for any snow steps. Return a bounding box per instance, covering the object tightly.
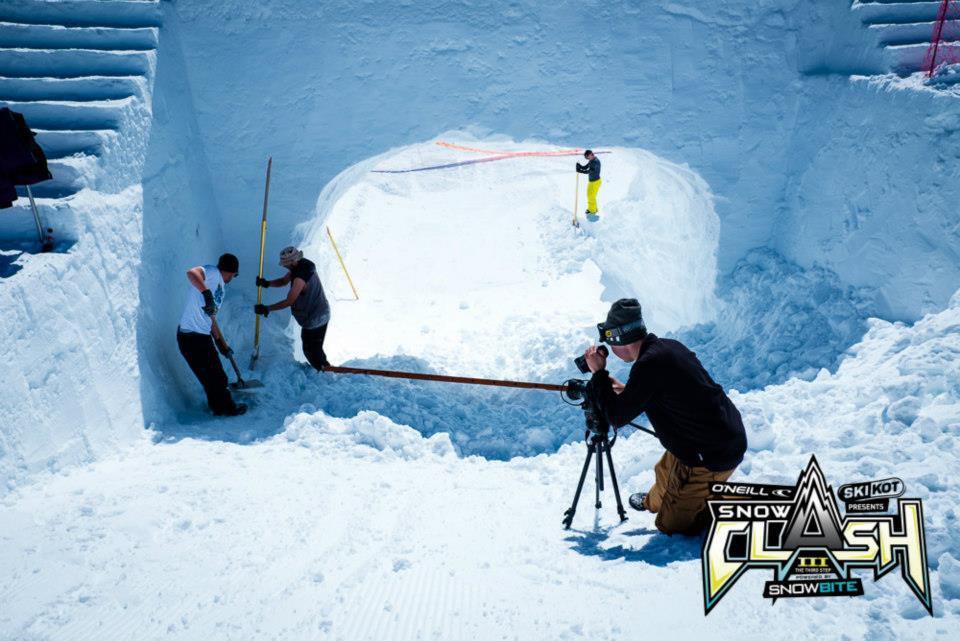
[0,75,145,102]
[853,1,960,75]
[0,1,161,29]
[0,47,153,78]
[868,19,960,47]
[0,0,160,247]
[0,21,158,51]
[0,98,131,130]
[855,1,951,26]
[34,128,117,159]
[15,154,97,199]
[0,199,67,243]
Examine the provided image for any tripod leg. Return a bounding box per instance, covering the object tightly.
[594,440,604,509]
[563,443,595,529]
[604,440,628,522]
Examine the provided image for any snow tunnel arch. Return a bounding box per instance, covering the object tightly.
[281,134,723,458]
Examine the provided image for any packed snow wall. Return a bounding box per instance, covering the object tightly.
[166,0,960,322]
[137,2,228,424]
[0,0,160,490]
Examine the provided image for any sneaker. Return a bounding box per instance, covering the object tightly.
[628,492,648,512]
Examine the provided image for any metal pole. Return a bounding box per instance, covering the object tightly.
[25,185,46,247]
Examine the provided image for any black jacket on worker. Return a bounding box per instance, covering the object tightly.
[588,333,747,471]
[576,157,601,181]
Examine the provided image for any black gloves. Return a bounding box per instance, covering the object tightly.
[201,289,217,316]
[216,339,233,358]
[255,276,270,288]
[254,304,270,317]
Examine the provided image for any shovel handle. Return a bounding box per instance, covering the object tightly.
[227,354,246,386]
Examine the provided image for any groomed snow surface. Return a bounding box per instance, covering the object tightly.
[2,288,959,640]
[1,136,959,640]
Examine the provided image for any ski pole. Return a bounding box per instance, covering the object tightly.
[251,157,271,368]
[25,185,49,249]
[326,226,359,300]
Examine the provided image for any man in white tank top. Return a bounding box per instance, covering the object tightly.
[176,253,246,416]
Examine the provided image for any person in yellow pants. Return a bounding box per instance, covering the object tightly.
[576,149,602,216]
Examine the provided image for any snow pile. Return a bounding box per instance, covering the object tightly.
[723,289,960,589]
[679,248,873,390]
[299,134,719,380]
[280,407,456,460]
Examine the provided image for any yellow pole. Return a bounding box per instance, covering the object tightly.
[251,157,271,366]
[326,225,359,300]
[572,171,580,228]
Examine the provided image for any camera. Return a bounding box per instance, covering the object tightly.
[562,378,589,403]
[574,344,608,374]
[561,378,610,438]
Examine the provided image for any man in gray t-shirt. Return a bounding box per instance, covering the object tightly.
[253,246,331,370]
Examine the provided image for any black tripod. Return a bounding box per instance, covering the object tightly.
[562,405,628,529]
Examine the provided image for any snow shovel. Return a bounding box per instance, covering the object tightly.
[227,352,264,391]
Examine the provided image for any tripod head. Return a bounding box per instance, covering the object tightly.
[561,378,613,440]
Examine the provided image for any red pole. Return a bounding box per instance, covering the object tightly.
[924,0,953,77]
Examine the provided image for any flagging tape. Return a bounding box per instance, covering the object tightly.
[372,148,611,174]
[435,141,583,155]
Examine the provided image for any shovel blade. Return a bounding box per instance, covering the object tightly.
[229,379,265,391]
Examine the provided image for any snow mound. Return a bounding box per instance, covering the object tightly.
[280,407,456,460]
[299,134,719,380]
[679,248,873,391]
[720,288,960,570]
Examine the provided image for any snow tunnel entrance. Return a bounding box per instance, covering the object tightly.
[283,136,722,458]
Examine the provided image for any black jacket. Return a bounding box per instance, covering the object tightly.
[0,107,52,208]
[576,157,601,181]
[588,333,747,471]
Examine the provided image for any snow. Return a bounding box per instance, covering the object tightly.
[300,135,719,379]
[1,294,959,639]
[164,0,960,321]
[2,0,960,639]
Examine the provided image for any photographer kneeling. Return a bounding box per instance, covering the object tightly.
[583,299,747,536]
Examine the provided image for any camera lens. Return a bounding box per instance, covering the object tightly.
[563,378,588,401]
[574,345,608,374]
[574,354,590,374]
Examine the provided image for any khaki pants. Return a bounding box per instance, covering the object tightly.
[643,451,736,536]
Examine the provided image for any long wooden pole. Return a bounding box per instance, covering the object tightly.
[326,225,359,300]
[251,157,271,367]
[572,172,580,228]
[325,365,566,391]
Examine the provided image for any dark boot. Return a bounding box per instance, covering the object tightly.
[216,402,247,417]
